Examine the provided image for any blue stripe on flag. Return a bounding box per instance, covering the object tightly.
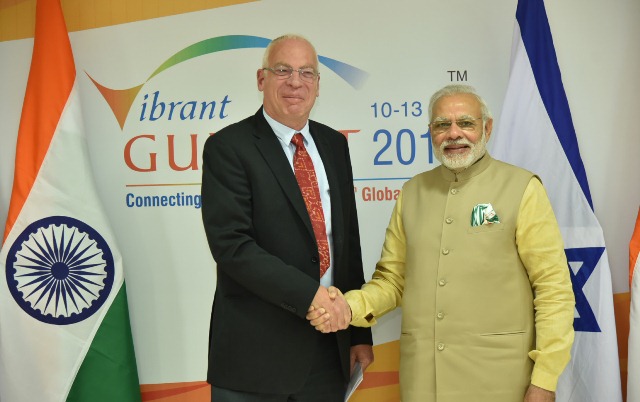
[516,0,593,210]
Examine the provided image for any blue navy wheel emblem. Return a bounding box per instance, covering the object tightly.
[5,216,114,325]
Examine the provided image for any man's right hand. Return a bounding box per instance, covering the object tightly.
[307,286,351,333]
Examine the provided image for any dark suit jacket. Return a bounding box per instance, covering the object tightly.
[201,108,372,394]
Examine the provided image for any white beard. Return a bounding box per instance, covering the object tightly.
[434,130,487,172]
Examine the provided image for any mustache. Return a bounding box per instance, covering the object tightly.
[440,138,473,149]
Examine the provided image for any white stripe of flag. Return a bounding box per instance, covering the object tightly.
[0,1,141,401]
[489,0,622,400]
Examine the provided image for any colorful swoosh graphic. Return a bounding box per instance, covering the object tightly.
[86,34,369,129]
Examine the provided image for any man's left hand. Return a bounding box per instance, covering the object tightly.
[524,384,555,402]
[350,344,374,376]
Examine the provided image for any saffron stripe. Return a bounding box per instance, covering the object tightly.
[631,207,640,287]
[3,0,75,242]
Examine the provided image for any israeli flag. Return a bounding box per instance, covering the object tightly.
[489,0,622,400]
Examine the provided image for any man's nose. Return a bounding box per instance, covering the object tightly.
[446,122,465,139]
[286,71,305,86]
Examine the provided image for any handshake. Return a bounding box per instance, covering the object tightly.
[307,285,352,333]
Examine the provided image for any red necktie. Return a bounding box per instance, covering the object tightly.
[291,133,330,277]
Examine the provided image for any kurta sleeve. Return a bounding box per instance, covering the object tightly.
[516,177,575,391]
[345,191,406,327]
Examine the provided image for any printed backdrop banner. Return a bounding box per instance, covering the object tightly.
[1,1,637,401]
[65,3,506,391]
[489,0,621,401]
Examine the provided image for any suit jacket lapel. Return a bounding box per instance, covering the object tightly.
[252,109,315,238]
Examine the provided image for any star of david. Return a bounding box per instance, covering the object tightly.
[565,247,605,332]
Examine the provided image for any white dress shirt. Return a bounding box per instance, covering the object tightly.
[263,110,334,287]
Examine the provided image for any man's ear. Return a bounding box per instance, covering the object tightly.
[257,69,265,92]
[484,118,494,141]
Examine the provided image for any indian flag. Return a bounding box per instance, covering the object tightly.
[0,0,141,401]
[629,208,640,402]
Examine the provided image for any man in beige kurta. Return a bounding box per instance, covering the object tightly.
[308,84,575,402]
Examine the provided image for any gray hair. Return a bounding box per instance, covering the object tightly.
[428,84,492,122]
[262,34,319,69]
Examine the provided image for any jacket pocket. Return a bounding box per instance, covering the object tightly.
[467,223,505,234]
[478,329,526,336]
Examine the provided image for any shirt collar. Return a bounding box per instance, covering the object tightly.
[263,109,311,145]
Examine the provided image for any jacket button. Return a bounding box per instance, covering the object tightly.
[445,217,453,224]
[437,312,444,319]
[438,279,446,286]
[311,256,318,263]
[442,248,450,255]
[450,188,458,195]
[437,343,445,351]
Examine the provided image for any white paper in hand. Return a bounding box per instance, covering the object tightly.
[344,361,364,401]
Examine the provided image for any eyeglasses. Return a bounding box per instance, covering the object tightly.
[430,117,483,135]
[262,66,319,83]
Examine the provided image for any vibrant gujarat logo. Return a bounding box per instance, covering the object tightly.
[86,34,369,130]
[5,216,115,325]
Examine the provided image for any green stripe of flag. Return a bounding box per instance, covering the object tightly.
[67,283,141,402]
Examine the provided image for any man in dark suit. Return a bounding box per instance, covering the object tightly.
[201,34,374,402]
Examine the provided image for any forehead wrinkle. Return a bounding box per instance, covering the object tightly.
[432,116,450,123]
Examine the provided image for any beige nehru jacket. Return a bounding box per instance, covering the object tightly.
[346,154,575,402]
